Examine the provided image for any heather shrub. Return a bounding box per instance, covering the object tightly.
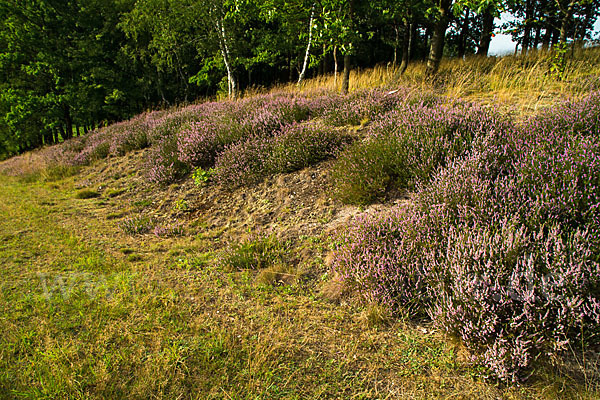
[177,120,224,168]
[61,136,87,155]
[72,135,111,166]
[333,93,600,381]
[267,122,350,173]
[322,88,440,126]
[322,89,396,126]
[214,122,349,187]
[331,136,404,204]
[119,216,155,235]
[527,90,600,138]
[147,136,189,184]
[109,118,151,155]
[213,135,271,187]
[332,102,507,204]
[431,222,600,383]
[332,206,438,313]
[153,222,184,237]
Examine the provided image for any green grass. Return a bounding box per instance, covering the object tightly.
[75,188,100,199]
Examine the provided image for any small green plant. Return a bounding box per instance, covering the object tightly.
[550,42,569,81]
[173,199,190,212]
[192,167,214,186]
[133,199,152,208]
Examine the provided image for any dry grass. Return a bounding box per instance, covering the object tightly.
[1,152,599,398]
[277,45,600,117]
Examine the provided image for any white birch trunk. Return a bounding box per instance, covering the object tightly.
[297,4,316,85]
[216,18,236,99]
[333,45,338,86]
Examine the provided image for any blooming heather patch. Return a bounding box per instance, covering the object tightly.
[108,116,151,156]
[71,133,111,166]
[322,87,440,126]
[147,136,189,184]
[214,122,349,187]
[268,122,351,173]
[212,135,272,187]
[333,93,600,381]
[331,206,437,313]
[177,120,223,169]
[431,221,600,383]
[332,101,507,204]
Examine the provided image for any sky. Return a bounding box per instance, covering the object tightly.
[488,13,600,55]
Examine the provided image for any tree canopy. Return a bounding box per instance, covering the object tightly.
[1,0,598,158]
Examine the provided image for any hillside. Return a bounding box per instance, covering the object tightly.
[1,52,600,398]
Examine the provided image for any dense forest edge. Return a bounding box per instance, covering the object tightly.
[1,0,599,158]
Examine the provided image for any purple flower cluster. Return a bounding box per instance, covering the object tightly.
[332,100,508,204]
[333,92,600,381]
[147,136,188,184]
[153,222,184,237]
[119,215,154,235]
[213,122,349,187]
[70,132,111,166]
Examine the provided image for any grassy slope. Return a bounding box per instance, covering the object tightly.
[2,49,600,399]
[1,158,598,400]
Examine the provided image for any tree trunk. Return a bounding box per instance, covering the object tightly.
[533,22,542,49]
[63,105,73,140]
[477,6,494,56]
[341,53,351,94]
[576,2,594,47]
[426,0,452,76]
[43,129,52,146]
[551,27,560,46]
[557,0,574,45]
[539,0,552,51]
[340,0,354,93]
[58,125,66,142]
[399,21,413,75]
[393,25,400,66]
[457,10,470,59]
[423,26,431,61]
[522,0,536,54]
[333,45,338,86]
[216,18,236,99]
[298,4,316,84]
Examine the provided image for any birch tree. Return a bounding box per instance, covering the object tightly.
[297,3,316,84]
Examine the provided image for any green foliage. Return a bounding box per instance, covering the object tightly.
[331,136,403,205]
[192,167,214,186]
[550,42,569,80]
[173,199,190,212]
